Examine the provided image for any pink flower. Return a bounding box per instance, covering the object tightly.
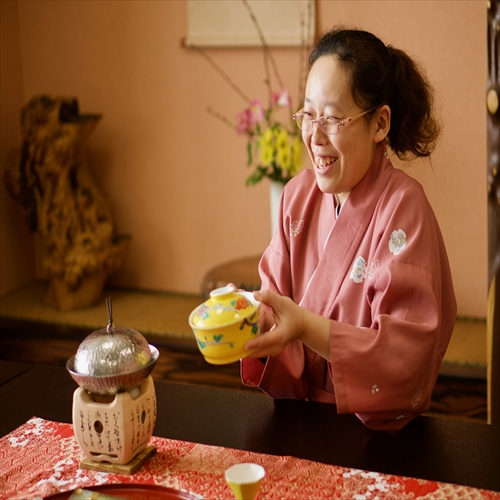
[235,99,264,135]
[272,88,291,108]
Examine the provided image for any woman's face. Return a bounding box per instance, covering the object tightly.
[302,55,384,203]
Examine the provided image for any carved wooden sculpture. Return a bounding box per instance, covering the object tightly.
[487,0,500,425]
[4,95,130,310]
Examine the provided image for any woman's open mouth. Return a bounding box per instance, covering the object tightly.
[315,156,338,172]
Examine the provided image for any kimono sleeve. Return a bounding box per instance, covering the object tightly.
[330,197,457,431]
[240,242,309,399]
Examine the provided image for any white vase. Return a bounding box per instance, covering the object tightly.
[270,181,284,236]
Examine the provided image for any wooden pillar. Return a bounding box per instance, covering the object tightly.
[486,0,500,425]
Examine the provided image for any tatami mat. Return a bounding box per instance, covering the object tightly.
[443,319,487,366]
[0,280,487,375]
[0,281,201,340]
[441,318,487,377]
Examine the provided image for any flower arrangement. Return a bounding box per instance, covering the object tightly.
[194,0,312,186]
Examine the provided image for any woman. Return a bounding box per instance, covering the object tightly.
[240,28,457,431]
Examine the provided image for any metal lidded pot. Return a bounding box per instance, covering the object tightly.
[66,297,159,396]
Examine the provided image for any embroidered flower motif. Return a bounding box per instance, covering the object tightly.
[368,260,379,280]
[290,219,304,237]
[350,256,367,283]
[371,384,379,395]
[411,382,424,408]
[389,229,407,255]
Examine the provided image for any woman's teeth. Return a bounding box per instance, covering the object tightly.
[316,156,338,167]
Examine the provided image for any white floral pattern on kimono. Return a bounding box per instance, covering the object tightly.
[350,256,367,283]
[368,260,379,280]
[290,220,304,237]
[389,229,407,255]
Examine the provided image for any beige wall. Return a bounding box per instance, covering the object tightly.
[0,1,36,295]
[0,0,488,318]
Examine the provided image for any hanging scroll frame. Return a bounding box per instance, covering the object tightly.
[185,0,315,48]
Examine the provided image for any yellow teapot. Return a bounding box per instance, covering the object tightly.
[189,286,260,364]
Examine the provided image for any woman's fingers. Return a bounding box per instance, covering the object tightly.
[245,324,284,358]
[246,290,303,358]
[253,289,279,309]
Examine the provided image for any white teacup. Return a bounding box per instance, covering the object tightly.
[225,463,265,500]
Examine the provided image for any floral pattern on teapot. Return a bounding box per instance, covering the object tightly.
[196,311,259,351]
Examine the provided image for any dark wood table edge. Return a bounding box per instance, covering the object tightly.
[0,361,499,493]
[0,360,34,386]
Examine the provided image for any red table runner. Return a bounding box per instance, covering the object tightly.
[1,417,499,500]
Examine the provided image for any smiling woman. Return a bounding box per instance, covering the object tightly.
[240,27,457,431]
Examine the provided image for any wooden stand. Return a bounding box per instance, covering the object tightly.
[79,445,157,474]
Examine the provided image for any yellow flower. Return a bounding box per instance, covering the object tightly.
[259,128,275,166]
[291,136,303,174]
[276,129,291,171]
[276,127,288,150]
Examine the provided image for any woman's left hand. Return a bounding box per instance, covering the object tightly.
[244,289,307,358]
[245,289,332,361]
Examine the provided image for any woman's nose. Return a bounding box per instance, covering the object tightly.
[311,121,329,144]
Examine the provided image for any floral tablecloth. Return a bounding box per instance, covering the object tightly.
[1,417,499,500]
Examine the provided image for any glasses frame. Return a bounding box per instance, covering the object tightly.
[292,107,378,135]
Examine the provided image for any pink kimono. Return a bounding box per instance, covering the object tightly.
[241,143,457,431]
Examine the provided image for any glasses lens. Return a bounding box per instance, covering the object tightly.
[294,114,303,129]
[295,114,312,131]
[322,118,338,134]
[295,114,339,134]
[294,114,339,134]
[302,115,313,131]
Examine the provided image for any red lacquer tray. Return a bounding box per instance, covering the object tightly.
[45,484,201,500]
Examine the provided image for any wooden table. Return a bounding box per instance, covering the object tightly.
[1,361,499,493]
[0,359,32,386]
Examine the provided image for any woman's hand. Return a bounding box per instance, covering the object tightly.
[225,283,276,336]
[245,289,331,361]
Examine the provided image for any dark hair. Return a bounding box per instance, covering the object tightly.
[309,27,441,160]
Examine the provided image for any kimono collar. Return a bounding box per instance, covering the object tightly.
[299,141,394,317]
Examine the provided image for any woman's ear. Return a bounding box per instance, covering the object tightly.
[374,105,391,143]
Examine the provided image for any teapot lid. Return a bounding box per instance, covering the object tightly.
[189,286,259,329]
[73,296,153,377]
[74,325,153,377]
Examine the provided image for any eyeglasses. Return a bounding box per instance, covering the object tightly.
[292,107,377,135]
